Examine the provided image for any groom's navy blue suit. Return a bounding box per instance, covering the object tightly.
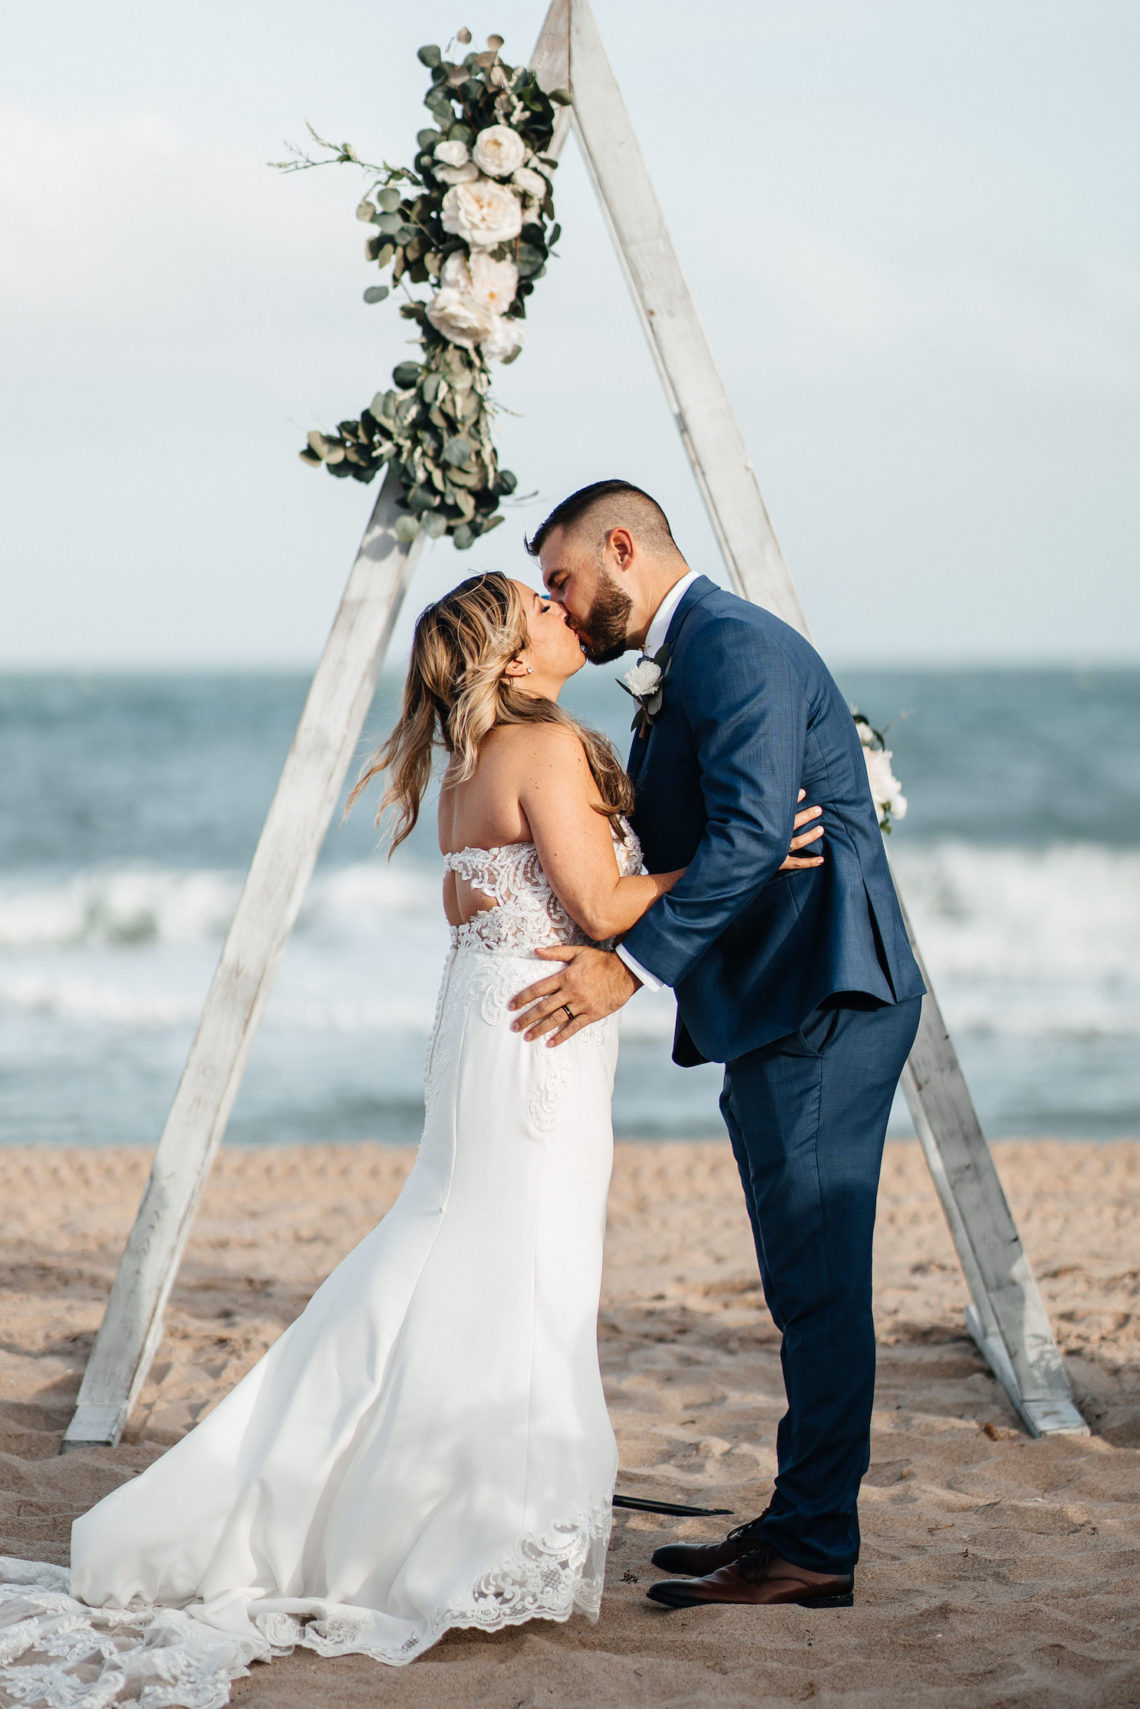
[621,575,925,1577]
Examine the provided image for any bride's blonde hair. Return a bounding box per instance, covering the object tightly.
[348,571,634,852]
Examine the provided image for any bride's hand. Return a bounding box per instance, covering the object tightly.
[780,789,824,872]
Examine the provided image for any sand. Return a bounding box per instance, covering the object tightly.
[1,1139,1137,1707]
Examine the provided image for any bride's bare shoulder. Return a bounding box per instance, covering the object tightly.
[482,722,588,773]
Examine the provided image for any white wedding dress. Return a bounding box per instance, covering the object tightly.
[0,827,640,1706]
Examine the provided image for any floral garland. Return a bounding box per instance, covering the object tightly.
[853,712,907,832]
[277,31,567,547]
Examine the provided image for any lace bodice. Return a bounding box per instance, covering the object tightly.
[444,820,643,956]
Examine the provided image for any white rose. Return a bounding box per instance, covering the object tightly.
[854,716,875,749]
[435,160,479,186]
[434,139,469,167]
[425,284,497,350]
[863,745,904,813]
[624,659,663,698]
[441,178,523,249]
[480,313,524,364]
[440,250,518,315]
[511,165,547,200]
[471,124,527,179]
[467,250,518,313]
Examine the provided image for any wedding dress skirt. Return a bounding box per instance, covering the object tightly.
[0,835,634,1704]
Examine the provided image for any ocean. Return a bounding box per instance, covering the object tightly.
[1,665,1136,1147]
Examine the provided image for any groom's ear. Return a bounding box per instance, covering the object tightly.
[606,527,636,573]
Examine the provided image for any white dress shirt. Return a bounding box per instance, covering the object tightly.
[614,571,701,993]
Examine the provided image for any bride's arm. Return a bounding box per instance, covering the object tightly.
[516,726,683,940]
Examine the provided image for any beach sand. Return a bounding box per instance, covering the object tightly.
[1,1139,1137,1707]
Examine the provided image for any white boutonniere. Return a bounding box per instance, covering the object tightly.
[619,643,672,737]
[852,711,908,833]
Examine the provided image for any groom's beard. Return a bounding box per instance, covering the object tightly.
[573,570,634,665]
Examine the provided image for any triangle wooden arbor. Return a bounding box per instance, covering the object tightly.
[63,0,1087,1452]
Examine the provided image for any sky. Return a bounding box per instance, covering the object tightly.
[3,0,1138,667]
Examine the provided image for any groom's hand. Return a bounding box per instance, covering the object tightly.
[509,947,640,1047]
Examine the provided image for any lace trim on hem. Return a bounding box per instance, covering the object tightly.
[0,1501,612,1697]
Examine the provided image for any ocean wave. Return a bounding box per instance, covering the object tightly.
[0,868,241,950]
[0,863,440,951]
[0,846,1136,1042]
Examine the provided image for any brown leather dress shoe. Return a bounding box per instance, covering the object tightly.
[647,1541,854,1609]
[650,1508,771,1576]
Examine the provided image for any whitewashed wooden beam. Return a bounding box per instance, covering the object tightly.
[562,0,808,633]
[62,469,423,1450]
[562,0,1084,1437]
[896,895,1088,1435]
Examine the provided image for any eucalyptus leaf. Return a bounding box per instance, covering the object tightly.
[452,524,474,549]
[377,186,402,213]
[299,446,322,465]
[376,242,395,267]
[443,435,472,467]
[355,199,377,224]
[487,32,504,50]
[416,127,441,150]
[549,87,572,105]
[422,511,449,538]
[396,223,419,246]
[306,430,331,458]
[394,514,421,543]
[323,443,346,465]
[416,43,442,67]
[448,121,473,144]
[393,361,422,388]
[496,469,518,494]
[456,25,472,43]
[422,372,442,402]
[515,242,545,277]
[481,512,505,533]
[363,284,390,304]
[376,211,402,236]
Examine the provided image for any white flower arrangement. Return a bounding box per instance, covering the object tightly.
[619,645,672,736]
[853,712,907,832]
[275,32,568,548]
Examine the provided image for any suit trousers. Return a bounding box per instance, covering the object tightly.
[719,992,922,1576]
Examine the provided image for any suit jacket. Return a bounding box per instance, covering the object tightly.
[620,576,925,1065]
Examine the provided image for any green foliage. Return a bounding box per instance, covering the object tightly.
[287,35,561,548]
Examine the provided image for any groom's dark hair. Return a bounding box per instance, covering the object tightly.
[524,479,677,558]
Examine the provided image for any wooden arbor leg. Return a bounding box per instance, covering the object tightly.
[62,470,423,1450]
[62,3,574,1456]
[553,0,1086,1435]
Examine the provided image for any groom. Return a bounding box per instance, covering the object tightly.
[510,479,925,1611]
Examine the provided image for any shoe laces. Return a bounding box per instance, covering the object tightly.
[725,1506,771,1547]
[737,1541,778,1583]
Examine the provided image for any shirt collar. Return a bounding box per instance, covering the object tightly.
[643,569,700,657]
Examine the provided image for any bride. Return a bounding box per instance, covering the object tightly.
[0,571,820,1703]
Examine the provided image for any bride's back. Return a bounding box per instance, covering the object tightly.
[439,724,569,929]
